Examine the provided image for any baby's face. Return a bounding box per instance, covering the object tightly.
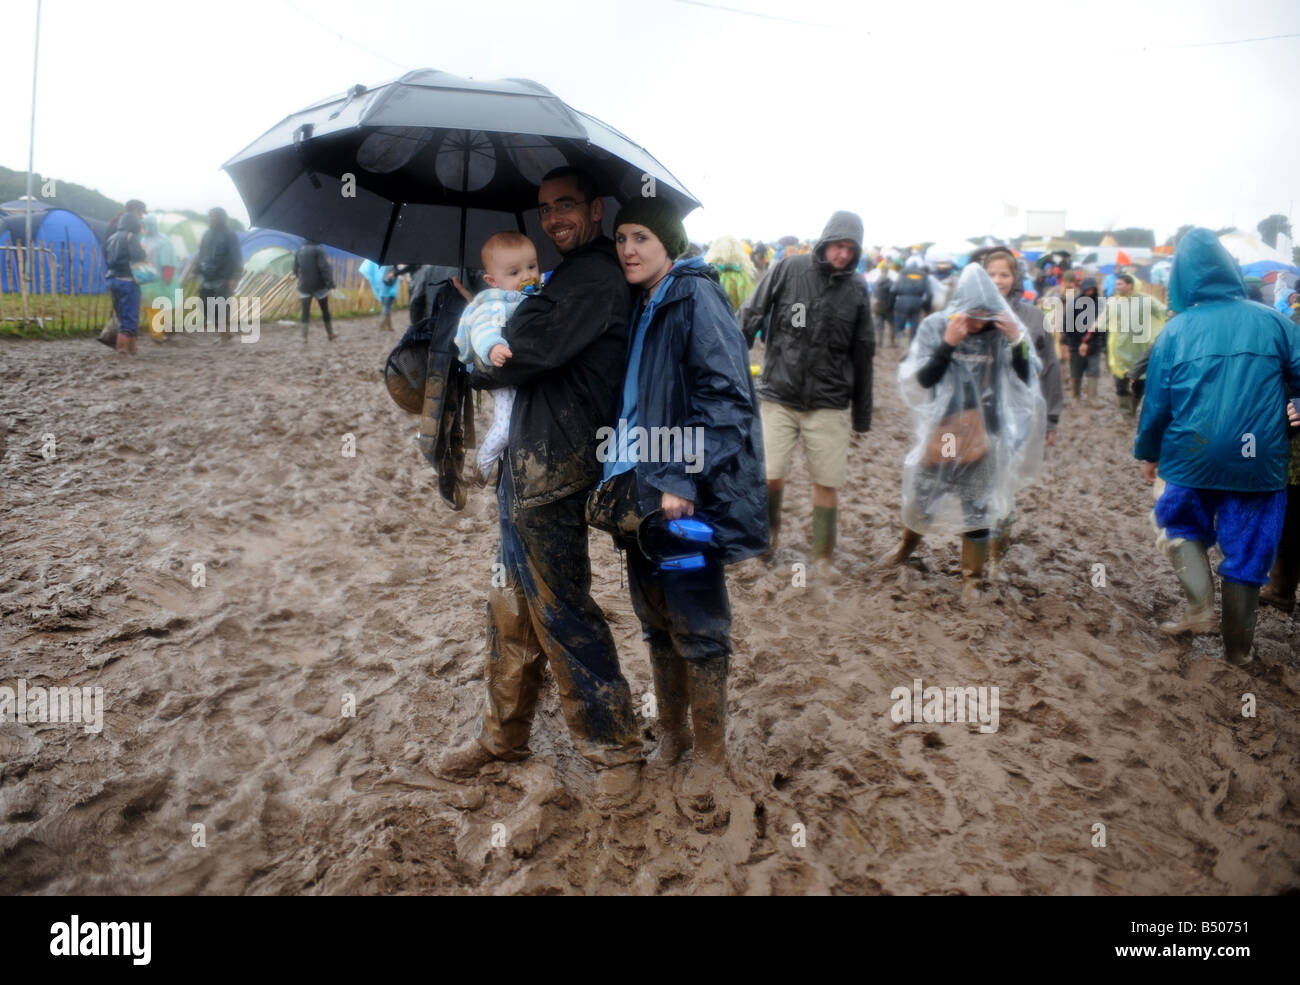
[486,244,540,293]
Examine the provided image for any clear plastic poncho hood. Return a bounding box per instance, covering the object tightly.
[897,263,1046,535]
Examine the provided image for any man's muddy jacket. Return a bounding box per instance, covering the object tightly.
[471,235,631,512]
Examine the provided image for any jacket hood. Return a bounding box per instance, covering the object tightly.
[947,263,1010,317]
[669,255,718,280]
[142,214,159,236]
[1080,277,1098,294]
[659,255,722,302]
[814,210,863,267]
[1168,227,1246,311]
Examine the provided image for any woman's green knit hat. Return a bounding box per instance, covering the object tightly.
[613,196,688,260]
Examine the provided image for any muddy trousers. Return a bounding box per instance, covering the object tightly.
[300,296,332,331]
[624,549,732,739]
[625,550,733,663]
[475,469,642,769]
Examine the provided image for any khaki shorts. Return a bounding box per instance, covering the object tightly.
[760,400,851,488]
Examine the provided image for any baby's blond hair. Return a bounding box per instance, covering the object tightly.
[481,231,535,269]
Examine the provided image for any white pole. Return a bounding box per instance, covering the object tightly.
[24,0,42,293]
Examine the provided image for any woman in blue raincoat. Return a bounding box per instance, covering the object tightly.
[880,264,1045,600]
[359,258,400,331]
[601,196,765,831]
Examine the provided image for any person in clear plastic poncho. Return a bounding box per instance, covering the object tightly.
[880,263,1046,599]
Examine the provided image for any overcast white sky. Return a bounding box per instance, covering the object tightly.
[3,0,1297,248]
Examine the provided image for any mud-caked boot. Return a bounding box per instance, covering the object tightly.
[1084,376,1099,407]
[647,640,691,769]
[960,532,990,603]
[1070,376,1082,404]
[679,656,731,831]
[878,527,923,568]
[433,736,499,779]
[593,762,643,813]
[1259,555,1298,613]
[1158,540,1217,634]
[1221,580,1260,666]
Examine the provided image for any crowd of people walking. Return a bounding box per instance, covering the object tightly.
[395,169,1300,830]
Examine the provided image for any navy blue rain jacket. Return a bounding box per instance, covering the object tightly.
[619,257,768,564]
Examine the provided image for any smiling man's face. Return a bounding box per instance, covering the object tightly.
[538,175,603,255]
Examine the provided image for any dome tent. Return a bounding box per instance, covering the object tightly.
[238,227,364,267]
[243,246,295,278]
[0,207,108,293]
[0,197,52,215]
[153,212,207,261]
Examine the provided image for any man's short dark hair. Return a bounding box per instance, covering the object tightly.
[1117,273,1135,286]
[540,166,599,203]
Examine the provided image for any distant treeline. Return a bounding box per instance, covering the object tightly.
[0,165,124,222]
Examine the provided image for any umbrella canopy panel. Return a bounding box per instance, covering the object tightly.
[224,69,699,269]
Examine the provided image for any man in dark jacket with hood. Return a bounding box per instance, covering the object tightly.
[435,167,643,807]
[195,207,243,334]
[738,210,873,567]
[1136,227,1300,665]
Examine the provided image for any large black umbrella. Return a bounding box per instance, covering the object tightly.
[222,69,701,271]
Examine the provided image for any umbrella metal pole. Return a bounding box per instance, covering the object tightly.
[458,145,469,286]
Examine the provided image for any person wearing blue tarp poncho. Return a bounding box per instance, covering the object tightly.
[605,196,765,832]
[1134,227,1300,665]
[359,258,399,332]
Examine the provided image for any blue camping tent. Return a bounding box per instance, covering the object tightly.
[239,228,364,266]
[0,208,108,293]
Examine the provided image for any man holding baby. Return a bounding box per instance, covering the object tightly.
[436,167,645,808]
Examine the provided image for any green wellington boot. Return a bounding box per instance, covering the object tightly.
[647,641,691,768]
[1159,540,1217,634]
[679,656,730,831]
[1220,580,1260,666]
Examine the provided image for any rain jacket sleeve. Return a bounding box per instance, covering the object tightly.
[738,258,783,348]
[470,245,624,390]
[1133,329,1172,462]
